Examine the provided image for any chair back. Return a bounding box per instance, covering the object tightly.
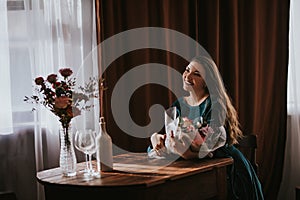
[0,191,17,200]
[235,134,258,174]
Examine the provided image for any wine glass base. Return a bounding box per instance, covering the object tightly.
[91,171,101,178]
[63,171,77,177]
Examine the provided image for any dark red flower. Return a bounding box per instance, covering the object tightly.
[47,74,57,83]
[59,68,73,78]
[35,77,44,85]
[54,82,61,88]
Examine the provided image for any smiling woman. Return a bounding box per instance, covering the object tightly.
[148,56,264,200]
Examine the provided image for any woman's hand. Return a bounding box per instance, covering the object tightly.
[190,131,204,152]
[150,132,167,156]
[168,131,199,160]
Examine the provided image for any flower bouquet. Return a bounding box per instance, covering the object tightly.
[24,68,104,128]
[164,107,213,155]
[149,105,227,159]
[24,68,105,176]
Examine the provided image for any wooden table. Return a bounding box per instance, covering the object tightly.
[37,153,233,200]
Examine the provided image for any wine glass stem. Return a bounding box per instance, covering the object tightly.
[85,154,89,172]
[88,154,93,172]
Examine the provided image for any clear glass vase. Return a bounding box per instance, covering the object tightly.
[59,124,77,176]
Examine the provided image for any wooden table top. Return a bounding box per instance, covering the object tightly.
[37,153,233,188]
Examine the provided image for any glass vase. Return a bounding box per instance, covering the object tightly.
[59,124,77,176]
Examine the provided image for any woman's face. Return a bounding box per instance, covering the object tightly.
[182,61,207,93]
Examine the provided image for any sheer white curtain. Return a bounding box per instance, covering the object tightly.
[0,0,13,134]
[0,1,98,200]
[278,0,300,199]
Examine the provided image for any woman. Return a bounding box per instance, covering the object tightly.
[149,56,264,200]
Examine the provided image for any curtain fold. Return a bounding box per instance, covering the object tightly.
[95,0,290,199]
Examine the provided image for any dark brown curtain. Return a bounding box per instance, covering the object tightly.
[95,0,290,199]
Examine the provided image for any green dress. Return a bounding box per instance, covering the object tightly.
[171,96,264,200]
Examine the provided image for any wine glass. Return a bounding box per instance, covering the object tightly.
[85,130,99,177]
[74,129,96,176]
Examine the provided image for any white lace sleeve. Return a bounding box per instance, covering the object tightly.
[198,126,226,158]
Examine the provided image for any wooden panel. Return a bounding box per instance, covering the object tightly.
[43,170,218,200]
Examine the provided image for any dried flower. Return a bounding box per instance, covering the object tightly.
[59,68,73,78]
[35,77,44,85]
[24,68,105,129]
[54,96,72,109]
[47,74,57,83]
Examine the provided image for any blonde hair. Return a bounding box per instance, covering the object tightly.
[192,56,243,145]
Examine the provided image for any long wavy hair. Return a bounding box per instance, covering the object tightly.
[192,56,243,145]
